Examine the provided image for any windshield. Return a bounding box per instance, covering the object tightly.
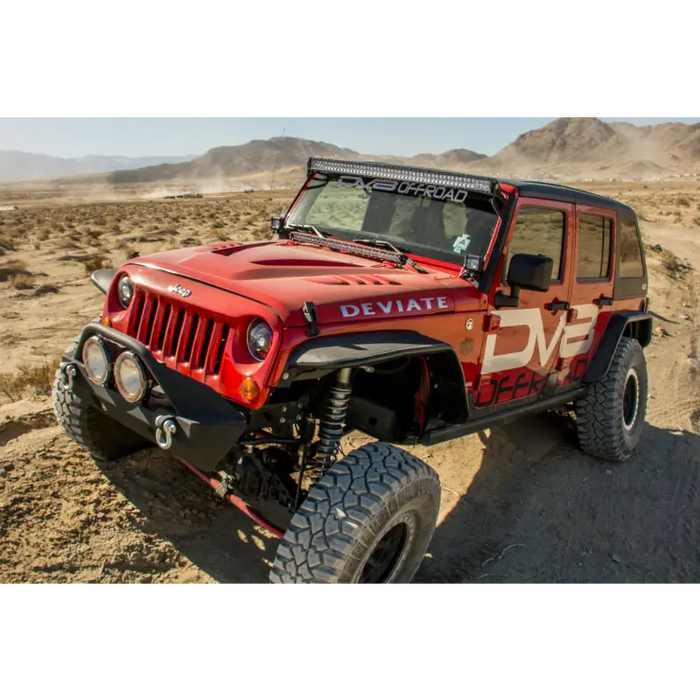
[286,175,500,267]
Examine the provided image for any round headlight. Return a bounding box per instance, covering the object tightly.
[83,336,110,385]
[246,319,273,361]
[117,275,134,309]
[114,352,147,403]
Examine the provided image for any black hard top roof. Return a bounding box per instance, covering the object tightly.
[502,179,636,217]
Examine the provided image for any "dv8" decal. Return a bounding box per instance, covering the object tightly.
[482,304,599,374]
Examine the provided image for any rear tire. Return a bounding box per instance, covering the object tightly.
[53,332,150,462]
[576,337,648,462]
[270,442,441,584]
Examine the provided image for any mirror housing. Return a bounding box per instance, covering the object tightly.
[495,253,554,308]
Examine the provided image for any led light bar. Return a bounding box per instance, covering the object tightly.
[308,158,495,195]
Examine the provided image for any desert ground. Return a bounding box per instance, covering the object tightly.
[1,180,699,583]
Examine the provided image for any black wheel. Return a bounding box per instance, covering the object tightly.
[52,331,150,462]
[270,442,441,583]
[576,337,648,462]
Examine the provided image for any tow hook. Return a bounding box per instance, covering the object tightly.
[155,415,177,450]
[60,363,77,391]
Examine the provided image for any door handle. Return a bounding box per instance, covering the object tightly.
[545,301,570,312]
[595,296,613,307]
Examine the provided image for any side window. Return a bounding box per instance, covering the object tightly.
[619,220,645,278]
[507,207,566,281]
[577,214,613,280]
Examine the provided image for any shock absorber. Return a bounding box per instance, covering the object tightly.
[316,367,352,464]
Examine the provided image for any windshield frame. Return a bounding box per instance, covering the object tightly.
[284,171,504,275]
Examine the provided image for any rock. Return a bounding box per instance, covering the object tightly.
[611,554,622,564]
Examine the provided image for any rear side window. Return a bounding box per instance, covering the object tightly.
[507,207,566,280]
[577,214,613,279]
[619,220,645,278]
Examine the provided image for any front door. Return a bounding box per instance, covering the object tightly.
[473,198,574,410]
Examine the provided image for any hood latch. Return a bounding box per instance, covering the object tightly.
[302,301,320,337]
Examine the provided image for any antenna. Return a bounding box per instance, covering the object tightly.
[269,126,286,191]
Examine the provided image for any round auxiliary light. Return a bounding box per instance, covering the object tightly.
[117,274,134,309]
[82,336,110,385]
[114,351,147,403]
[246,318,273,361]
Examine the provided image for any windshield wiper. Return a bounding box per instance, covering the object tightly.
[286,223,329,239]
[353,238,427,274]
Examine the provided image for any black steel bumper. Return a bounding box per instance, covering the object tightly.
[62,323,248,470]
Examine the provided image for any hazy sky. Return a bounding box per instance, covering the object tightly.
[0,118,697,159]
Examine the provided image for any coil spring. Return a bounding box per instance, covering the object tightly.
[316,369,352,463]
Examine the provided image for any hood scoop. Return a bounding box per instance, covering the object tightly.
[309,274,403,286]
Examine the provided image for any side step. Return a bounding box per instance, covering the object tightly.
[420,388,587,446]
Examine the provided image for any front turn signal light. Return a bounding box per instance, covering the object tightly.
[241,377,260,403]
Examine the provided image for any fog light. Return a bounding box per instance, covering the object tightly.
[241,377,259,402]
[114,352,147,403]
[83,336,110,385]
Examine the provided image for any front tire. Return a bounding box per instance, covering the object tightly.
[270,442,441,583]
[576,337,648,462]
[53,333,150,462]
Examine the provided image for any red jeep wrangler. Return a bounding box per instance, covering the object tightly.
[53,158,652,583]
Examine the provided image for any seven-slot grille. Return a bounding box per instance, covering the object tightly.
[127,288,230,376]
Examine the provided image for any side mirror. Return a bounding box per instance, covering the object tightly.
[495,253,554,308]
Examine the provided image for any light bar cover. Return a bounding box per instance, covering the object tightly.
[308,158,495,195]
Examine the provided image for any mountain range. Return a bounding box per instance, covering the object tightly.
[2,118,699,186]
[0,151,197,184]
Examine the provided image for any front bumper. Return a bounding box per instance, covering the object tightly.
[63,323,248,471]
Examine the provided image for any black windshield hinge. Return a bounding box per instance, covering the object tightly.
[302,301,320,337]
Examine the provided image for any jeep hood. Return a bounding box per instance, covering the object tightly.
[129,240,477,326]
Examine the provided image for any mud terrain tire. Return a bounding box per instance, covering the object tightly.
[270,442,441,583]
[576,337,648,462]
[53,332,150,462]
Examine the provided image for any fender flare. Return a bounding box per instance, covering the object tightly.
[584,311,653,384]
[91,268,118,294]
[277,330,468,422]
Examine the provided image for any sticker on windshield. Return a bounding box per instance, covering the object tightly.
[452,234,470,254]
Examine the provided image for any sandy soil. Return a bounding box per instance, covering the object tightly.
[1,183,699,583]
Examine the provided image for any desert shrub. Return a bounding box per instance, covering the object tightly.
[0,358,60,401]
[83,256,107,273]
[9,273,34,290]
[677,196,690,207]
[33,284,59,296]
[249,225,272,241]
[692,216,700,227]
[660,249,693,279]
[0,260,27,282]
